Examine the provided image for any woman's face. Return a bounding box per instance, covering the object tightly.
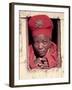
[33,34,51,57]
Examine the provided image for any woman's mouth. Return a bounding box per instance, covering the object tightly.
[38,50,46,55]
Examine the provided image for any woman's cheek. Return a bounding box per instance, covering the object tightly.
[34,44,38,49]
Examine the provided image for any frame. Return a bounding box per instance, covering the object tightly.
[9,2,70,87]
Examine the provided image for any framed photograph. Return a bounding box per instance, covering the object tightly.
[9,2,70,87]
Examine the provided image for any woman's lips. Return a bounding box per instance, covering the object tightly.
[38,50,45,54]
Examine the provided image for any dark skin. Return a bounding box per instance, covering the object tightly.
[33,34,51,69]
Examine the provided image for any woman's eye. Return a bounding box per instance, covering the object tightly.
[43,41,47,44]
[35,41,39,44]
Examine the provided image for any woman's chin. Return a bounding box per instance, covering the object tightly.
[38,53,45,57]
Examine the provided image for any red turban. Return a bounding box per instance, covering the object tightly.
[28,15,53,38]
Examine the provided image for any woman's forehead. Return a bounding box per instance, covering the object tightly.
[33,34,49,40]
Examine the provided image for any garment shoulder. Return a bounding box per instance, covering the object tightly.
[51,42,57,48]
[50,42,57,53]
[29,44,34,54]
[29,45,33,50]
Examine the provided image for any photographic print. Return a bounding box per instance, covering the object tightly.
[9,2,70,87]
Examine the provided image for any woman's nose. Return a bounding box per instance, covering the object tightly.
[38,43,43,49]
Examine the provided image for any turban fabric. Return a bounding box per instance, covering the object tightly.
[28,15,53,38]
